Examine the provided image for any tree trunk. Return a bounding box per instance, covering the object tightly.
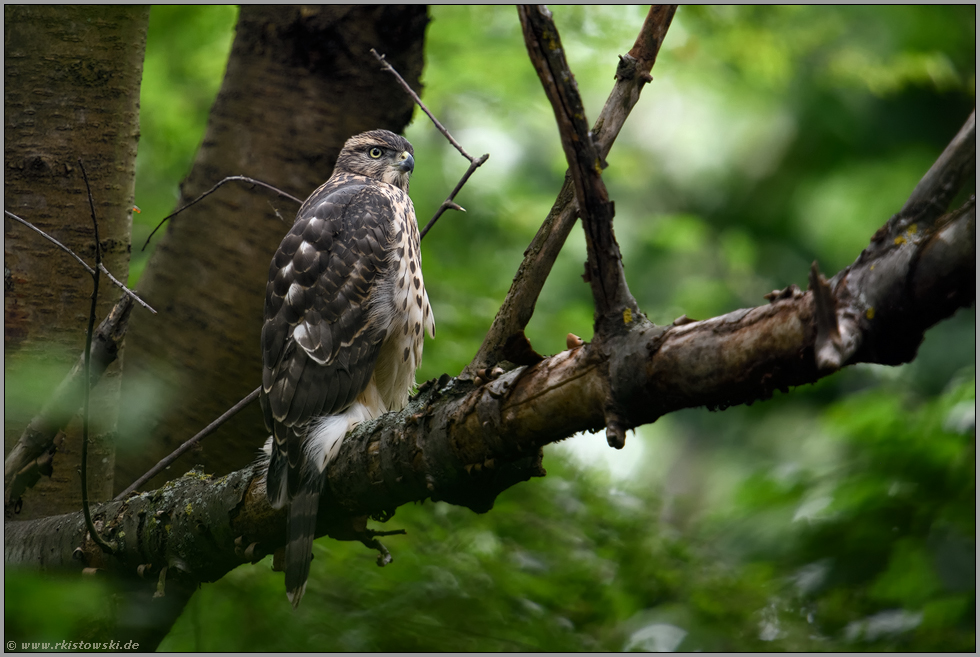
[115,5,429,495]
[4,5,149,518]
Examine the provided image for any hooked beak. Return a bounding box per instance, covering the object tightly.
[397,151,415,174]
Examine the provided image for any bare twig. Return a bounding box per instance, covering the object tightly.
[4,209,94,274]
[371,48,479,162]
[419,154,489,240]
[371,48,490,238]
[78,159,116,555]
[464,6,676,379]
[4,210,156,313]
[114,386,261,500]
[4,293,135,509]
[141,175,302,251]
[97,263,155,313]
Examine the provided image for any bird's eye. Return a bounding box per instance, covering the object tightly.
[368,147,383,159]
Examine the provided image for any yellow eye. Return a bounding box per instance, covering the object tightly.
[369,147,383,159]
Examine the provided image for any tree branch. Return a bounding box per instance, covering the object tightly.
[4,210,155,313]
[827,109,977,369]
[519,5,639,340]
[114,387,261,501]
[140,175,302,251]
[370,47,490,239]
[464,5,676,378]
[4,293,135,513]
[901,108,975,219]
[78,158,117,554]
[7,174,972,603]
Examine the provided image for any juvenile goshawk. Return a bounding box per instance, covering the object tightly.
[260,129,435,608]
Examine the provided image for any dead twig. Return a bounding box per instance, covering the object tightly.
[78,159,116,555]
[141,175,302,251]
[371,48,479,162]
[114,386,261,500]
[371,48,490,238]
[420,154,489,240]
[520,5,650,450]
[4,210,155,314]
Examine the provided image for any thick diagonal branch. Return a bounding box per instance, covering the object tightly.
[824,109,977,370]
[519,4,640,339]
[7,186,972,584]
[902,109,975,219]
[465,5,676,377]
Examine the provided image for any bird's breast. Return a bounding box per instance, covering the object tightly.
[373,204,432,411]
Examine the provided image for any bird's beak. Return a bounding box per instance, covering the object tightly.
[397,151,415,174]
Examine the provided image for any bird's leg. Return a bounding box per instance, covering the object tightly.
[321,514,407,567]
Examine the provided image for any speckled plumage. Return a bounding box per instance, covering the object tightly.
[260,129,434,608]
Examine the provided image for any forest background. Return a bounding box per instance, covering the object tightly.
[5,5,975,651]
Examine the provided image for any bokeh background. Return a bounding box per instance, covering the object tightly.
[6,5,975,651]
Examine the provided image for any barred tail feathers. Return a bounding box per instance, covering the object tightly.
[283,400,376,608]
[285,467,325,609]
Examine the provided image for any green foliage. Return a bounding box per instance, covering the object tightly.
[712,372,975,650]
[21,4,974,651]
[130,5,237,284]
[5,571,114,645]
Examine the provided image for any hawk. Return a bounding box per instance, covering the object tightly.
[260,129,435,608]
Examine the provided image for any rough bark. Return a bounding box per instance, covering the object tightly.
[116,6,429,494]
[4,6,149,518]
[520,5,664,449]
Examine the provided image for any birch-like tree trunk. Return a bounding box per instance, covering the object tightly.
[4,5,149,518]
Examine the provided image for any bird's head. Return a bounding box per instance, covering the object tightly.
[335,129,415,192]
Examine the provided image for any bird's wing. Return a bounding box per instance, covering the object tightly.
[260,179,395,496]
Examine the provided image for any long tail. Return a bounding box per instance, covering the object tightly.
[272,399,376,608]
[285,467,326,609]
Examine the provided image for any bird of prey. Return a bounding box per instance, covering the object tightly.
[260,129,435,608]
